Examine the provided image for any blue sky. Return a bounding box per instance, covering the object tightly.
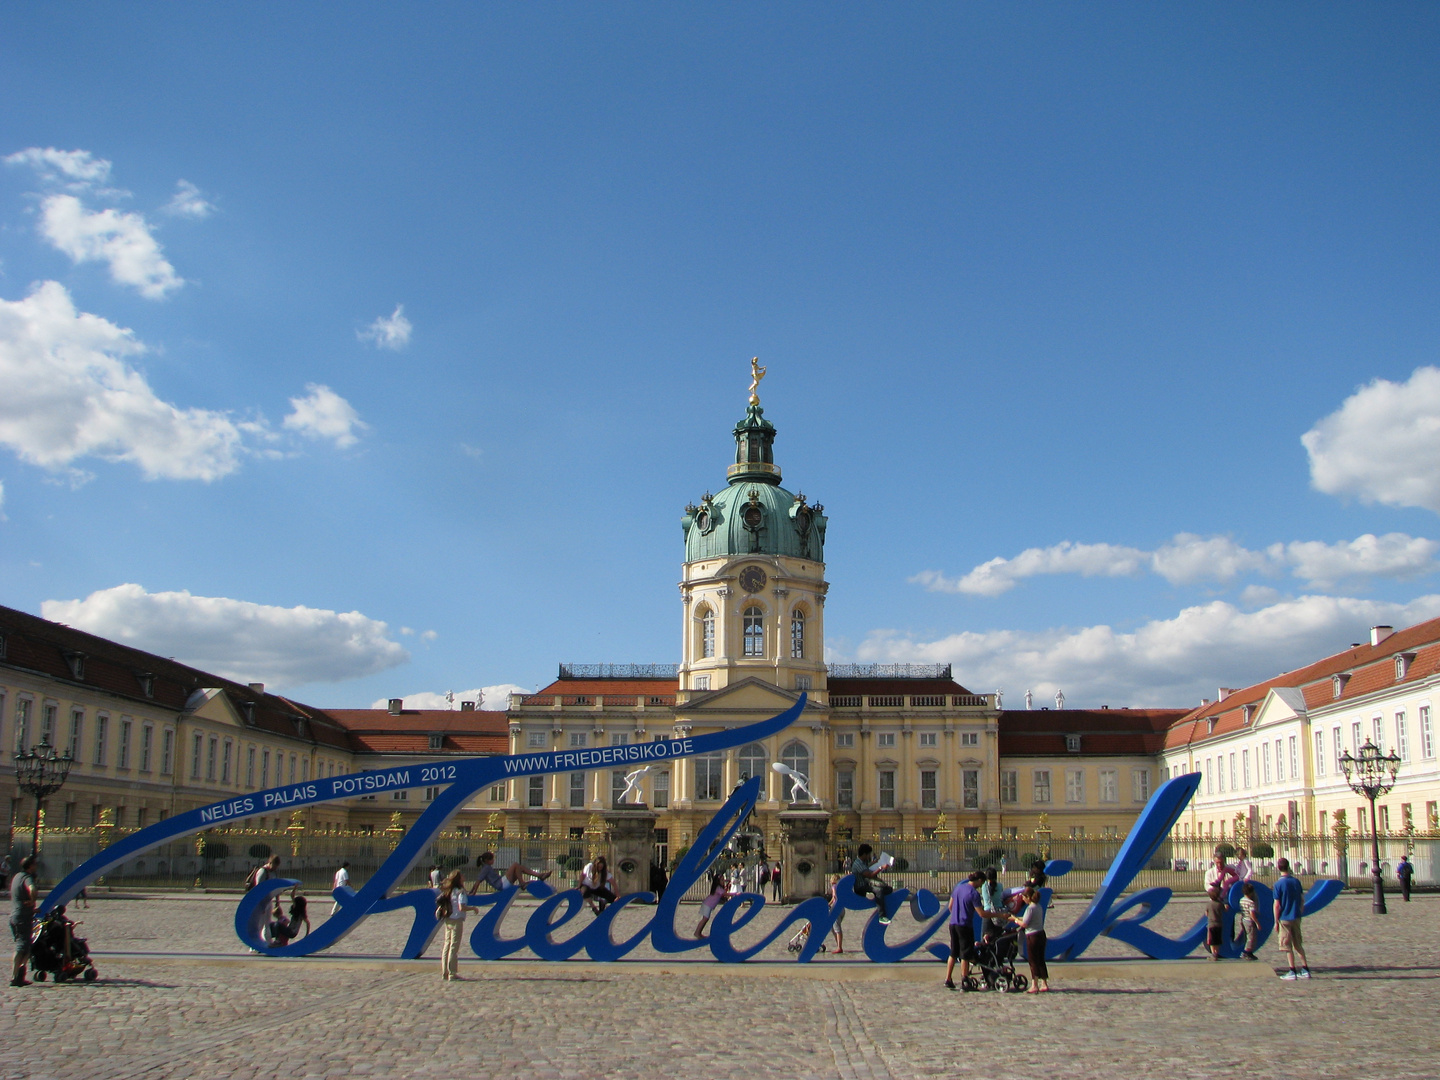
[2,5,1439,709]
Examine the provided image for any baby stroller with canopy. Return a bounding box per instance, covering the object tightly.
[785,921,827,954]
[30,906,99,983]
[964,928,1027,993]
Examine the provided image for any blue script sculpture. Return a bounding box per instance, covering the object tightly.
[42,696,1341,963]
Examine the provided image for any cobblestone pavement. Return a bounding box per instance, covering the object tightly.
[2,892,1436,1079]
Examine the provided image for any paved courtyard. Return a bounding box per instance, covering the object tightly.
[3,891,1436,1079]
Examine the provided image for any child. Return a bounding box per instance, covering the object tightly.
[828,874,846,954]
[1238,881,1260,960]
[694,870,729,938]
[1205,885,1226,961]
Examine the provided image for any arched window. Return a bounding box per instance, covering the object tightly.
[791,609,805,659]
[743,606,764,657]
[781,739,811,780]
[699,607,715,659]
[738,742,767,783]
[695,752,724,801]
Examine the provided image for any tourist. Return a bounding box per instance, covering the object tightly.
[828,874,845,954]
[437,869,477,981]
[850,844,895,926]
[1397,854,1414,902]
[9,855,37,987]
[0,854,11,891]
[428,864,442,889]
[255,854,281,888]
[1026,859,1047,890]
[505,861,553,890]
[1010,884,1049,993]
[771,861,782,902]
[580,855,616,914]
[1232,847,1254,882]
[1237,881,1260,960]
[1204,885,1226,960]
[649,857,669,902]
[979,866,1006,942]
[945,870,984,991]
[269,895,310,947]
[694,870,729,938]
[1273,858,1310,980]
[330,861,351,915]
[1204,851,1237,893]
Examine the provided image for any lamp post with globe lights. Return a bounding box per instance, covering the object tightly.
[14,737,75,859]
[1339,738,1402,914]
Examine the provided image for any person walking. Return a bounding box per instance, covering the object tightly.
[9,855,38,987]
[827,874,846,954]
[330,861,351,915]
[1238,881,1260,960]
[1010,884,1049,993]
[1273,858,1310,980]
[979,866,1006,943]
[771,861,782,902]
[944,870,984,991]
[428,864,442,889]
[1396,854,1414,902]
[437,869,476,981]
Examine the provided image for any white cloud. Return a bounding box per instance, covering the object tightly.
[858,593,1440,708]
[43,584,410,690]
[370,685,528,711]
[1269,533,1440,590]
[36,194,183,299]
[4,147,116,193]
[1302,366,1440,514]
[0,281,244,480]
[358,305,412,350]
[163,179,215,220]
[912,542,1148,596]
[282,384,366,449]
[1239,584,1281,607]
[421,630,438,642]
[0,478,5,520]
[1151,533,1271,585]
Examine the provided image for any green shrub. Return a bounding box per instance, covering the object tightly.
[1215,842,1237,859]
[563,855,584,872]
[1250,841,1275,859]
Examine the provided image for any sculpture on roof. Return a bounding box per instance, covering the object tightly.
[1054,689,1065,710]
[1025,689,1033,710]
[748,355,767,406]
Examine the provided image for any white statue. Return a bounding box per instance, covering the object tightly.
[771,761,815,803]
[618,765,652,805]
[995,688,1003,710]
[1024,689,1033,710]
[1054,689,1065,710]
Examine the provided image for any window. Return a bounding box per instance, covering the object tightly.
[1205,758,1212,795]
[1102,825,1118,839]
[701,608,715,658]
[738,742,767,783]
[1065,768,1085,804]
[1274,738,1283,782]
[301,757,309,782]
[1263,742,1272,783]
[962,768,979,809]
[1242,749,1250,789]
[1379,805,1391,832]
[920,769,937,809]
[876,732,896,749]
[569,732,587,747]
[694,675,710,691]
[612,770,627,805]
[569,772,586,808]
[879,770,896,810]
[791,609,805,659]
[489,783,506,802]
[1033,769,1052,804]
[1216,756,1224,793]
[1288,736,1298,779]
[1352,721,1363,753]
[67,710,83,760]
[1099,769,1118,803]
[205,736,217,781]
[961,732,979,747]
[161,729,173,775]
[611,733,629,748]
[1422,706,1435,759]
[1065,734,1082,753]
[527,775,544,807]
[835,732,855,749]
[425,787,439,801]
[41,703,57,746]
[1229,752,1237,791]
[428,734,442,751]
[1334,727,1343,773]
[1373,716,1384,750]
[1132,769,1150,802]
[836,769,854,809]
[918,732,937,748]
[652,769,669,809]
[391,788,408,802]
[288,754,296,784]
[527,731,547,748]
[221,740,233,783]
[1397,654,1410,680]
[743,606,765,656]
[14,697,31,751]
[1000,769,1018,803]
[1070,826,1086,839]
[1397,711,1410,761]
[118,719,132,769]
[781,739,811,785]
[695,752,723,800]
[261,749,271,788]
[140,725,153,773]
[246,747,256,788]
[1314,731,1324,777]
[795,675,811,691]
[95,716,109,767]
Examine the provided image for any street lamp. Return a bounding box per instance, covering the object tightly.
[1339,738,1401,914]
[14,737,75,859]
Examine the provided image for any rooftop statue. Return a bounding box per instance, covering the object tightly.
[748,355,766,406]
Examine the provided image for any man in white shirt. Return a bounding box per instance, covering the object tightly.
[330,861,351,915]
[1231,848,1254,882]
[1204,851,1238,893]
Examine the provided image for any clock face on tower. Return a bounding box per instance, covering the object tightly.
[739,565,767,593]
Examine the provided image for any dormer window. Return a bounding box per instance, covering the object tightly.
[1065,734,1081,753]
[1333,673,1350,699]
[428,734,443,751]
[64,651,86,680]
[1396,654,1414,680]
[1206,717,1218,734]
[1243,704,1256,725]
[136,672,155,698]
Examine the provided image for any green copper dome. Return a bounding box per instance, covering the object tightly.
[681,401,827,562]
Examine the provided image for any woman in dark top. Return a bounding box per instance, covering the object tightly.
[269,895,311,947]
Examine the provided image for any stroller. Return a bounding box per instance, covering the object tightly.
[785,921,827,954]
[965,929,1027,993]
[30,907,99,983]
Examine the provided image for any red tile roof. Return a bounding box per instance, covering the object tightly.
[1000,709,1187,756]
[321,709,510,754]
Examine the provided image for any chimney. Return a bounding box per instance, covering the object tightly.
[460,700,475,711]
[387,698,403,715]
[1200,698,1211,707]
[248,682,265,695]
[1218,687,1239,701]
[1371,625,1395,646]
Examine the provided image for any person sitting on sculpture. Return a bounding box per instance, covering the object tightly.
[268,895,310,947]
[473,850,551,893]
[579,855,617,915]
[850,843,896,925]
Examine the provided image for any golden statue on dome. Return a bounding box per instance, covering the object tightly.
[748,356,767,406]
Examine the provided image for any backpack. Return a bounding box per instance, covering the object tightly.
[244,866,262,892]
[435,889,453,922]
